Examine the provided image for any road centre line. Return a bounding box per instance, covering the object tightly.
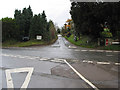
[73,49,119,53]
[50,60,64,63]
[115,63,120,65]
[4,47,119,53]
[89,50,96,52]
[113,51,120,52]
[82,50,88,51]
[68,46,77,49]
[2,54,119,66]
[96,50,104,52]
[82,60,120,66]
[64,60,99,90]
[83,60,89,63]
[87,61,93,63]
[75,49,80,51]
[83,60,93,64]
[39,57,50,61]
[106,51,113,52]
[97,62,110,65]
[5,67,34,88]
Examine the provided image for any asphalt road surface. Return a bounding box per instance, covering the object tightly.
[0,35,119,89]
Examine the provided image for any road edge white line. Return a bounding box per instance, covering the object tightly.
[64,60,99,90]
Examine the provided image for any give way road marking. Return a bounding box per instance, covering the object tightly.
[5,67,34,88]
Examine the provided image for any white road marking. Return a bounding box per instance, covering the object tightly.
[83,60,93,64]
[75,50,80,51]
[51,45,60,47]
[106,51,113,52]
[12,56,17,58]
[115,63,120,66]
[5,67,34,88]
[39,57,50,61]
[2,53,119,66]
[72,60,79,62]
[29,58,36,59]
[64,60,99,90]
[83,60,88,63]
[51,58,65,63]
[81,50,88,52]
[68,46,77,49]
[50,60,63,63]
[96,50,104,52]
[97,62,110,65]
[5,69,14,88]
[89,50,96,52]
[87,61,93,64]
[34,57,40,59]
[56,58,65,61]
[19,56,26,59]
[113,51,120,53]
[2,54,10,57]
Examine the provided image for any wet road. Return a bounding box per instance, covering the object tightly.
[0,35,119,89]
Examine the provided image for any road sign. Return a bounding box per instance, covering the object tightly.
[105,38,108,46]
[36,35,42,40]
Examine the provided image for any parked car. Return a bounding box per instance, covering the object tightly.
[22,37,29,41]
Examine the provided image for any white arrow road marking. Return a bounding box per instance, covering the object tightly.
[5,67,34,88]
[64,60,99,90]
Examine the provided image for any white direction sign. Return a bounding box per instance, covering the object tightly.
[36,35,42,40]
[5,67,34,88]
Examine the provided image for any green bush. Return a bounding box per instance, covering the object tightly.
[101,31,113,38]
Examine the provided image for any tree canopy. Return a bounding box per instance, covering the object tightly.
[70,2,120,40]
[2,6,57,42]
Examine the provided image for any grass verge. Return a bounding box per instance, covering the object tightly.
[65,35,97,48]
[97,45,120,51]
[65,34,120,51]
[2,38,57,47]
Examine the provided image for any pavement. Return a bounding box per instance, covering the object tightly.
[0,34,119,89]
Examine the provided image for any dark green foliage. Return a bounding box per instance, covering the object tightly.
[48,20,57,40]
[29,11,56,41]
[2,17,20,42]
[70,2,120,39]
[2,6,57,42]
[14,5,33,37]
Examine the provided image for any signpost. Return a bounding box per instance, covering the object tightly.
[105,38,108,46]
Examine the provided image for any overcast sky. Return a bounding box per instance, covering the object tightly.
[0,0,71,27]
